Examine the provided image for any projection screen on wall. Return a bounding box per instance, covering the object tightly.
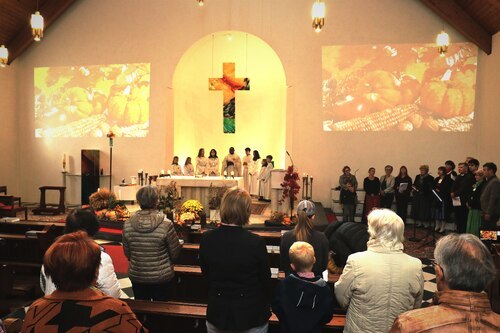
[322,43,477,132]
[35,63,150,138]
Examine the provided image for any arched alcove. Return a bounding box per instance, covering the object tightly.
[173,31,287,166]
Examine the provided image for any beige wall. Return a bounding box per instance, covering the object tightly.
[9,0,500,206]
[0,64,19,195]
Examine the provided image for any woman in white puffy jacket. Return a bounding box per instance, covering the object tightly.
[40,209,121,298]
[334,209,424,333]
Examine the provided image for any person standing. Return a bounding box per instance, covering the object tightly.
[199,188,271,333]
[362,168,380,222]
[466,170,486,237]
[258,159,269,201]
[335,209,423,333]
[340,182,357,222]
[480,162,499,230]
[432,166,452,233]
[171,156,182,176]
[450,162,475,233]
[248,150,261,196]
[380,165,395,209]
[183,157,194,176]
[394,166,412,223]
[207,149,219,176]
[222,147,242,177]
[196,148,209,176]
[280,200,329,277]
[444,160,457,181]
[391,234,499,332]
[242,147,252,192]
[411,165,434,228]
[122,186,181,301]
[339,166,358,191]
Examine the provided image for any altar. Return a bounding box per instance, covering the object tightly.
[156,176,243,213]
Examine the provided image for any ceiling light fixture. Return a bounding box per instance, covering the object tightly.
[436,29,450,57]
[197,0,205,6]
[31,0,44,42]
[0,45,8,67]
[312,0,325,33]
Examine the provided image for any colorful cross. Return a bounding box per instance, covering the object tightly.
[209,63,250,133]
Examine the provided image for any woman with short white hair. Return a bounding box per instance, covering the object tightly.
[335,209,424,333]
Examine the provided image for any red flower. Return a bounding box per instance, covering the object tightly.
[279,165,301,204]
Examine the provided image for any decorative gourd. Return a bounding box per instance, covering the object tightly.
[420,74,474,118]
[355,70,401,112]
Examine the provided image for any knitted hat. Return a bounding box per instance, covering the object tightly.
[297,200,315,216]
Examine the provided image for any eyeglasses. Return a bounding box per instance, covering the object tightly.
[431,259,444,278]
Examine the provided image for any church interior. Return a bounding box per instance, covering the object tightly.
[0,0,499,331]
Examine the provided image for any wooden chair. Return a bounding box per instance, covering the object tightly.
[0,196,28,220]
[32,186,66,215]
[0,186,6,195]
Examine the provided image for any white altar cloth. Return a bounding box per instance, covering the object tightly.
[157,176,244,212]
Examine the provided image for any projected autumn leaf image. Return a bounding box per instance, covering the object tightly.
[322,43,477,132]
[34,63,150,138]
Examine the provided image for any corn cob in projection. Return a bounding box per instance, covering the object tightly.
[41,114,105,137]
[436,115,473,132]
[329,104,418,131]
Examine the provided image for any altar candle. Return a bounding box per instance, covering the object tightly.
[231,171,234,176]
[224,171,227,176]
[161,169,165,175]
[97,188,100,192]
[62,153,66,163]
[118,190,122,200]
[167,169,171,175]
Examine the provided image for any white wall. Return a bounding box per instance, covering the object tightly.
[9,0,500,206]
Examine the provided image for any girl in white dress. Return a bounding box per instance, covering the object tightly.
[184,157,194,176]
[171,156,182,176]
[195,148,208,175]
[248,150,261,196]
[207,149,219,176]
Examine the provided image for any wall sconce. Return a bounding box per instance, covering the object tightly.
[436,30,450,57]
[312,0,325,33]
[0,45,8,67]
[31,11,44,41]
[197,0,205,6]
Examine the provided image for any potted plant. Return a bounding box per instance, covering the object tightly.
[279,165,301,216]
[180,199,206,226]
[158,181,179,221]
[208,184,226,223]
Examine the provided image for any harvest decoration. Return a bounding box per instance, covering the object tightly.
[158,182,179,216]
[180,200,204,220]
[88,189,130,222]
[279,166,301,215]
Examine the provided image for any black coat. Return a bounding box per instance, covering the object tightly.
[324,221,369,267]
[272,273,334,333]
[451,173,475,206]
[199,225,271,330]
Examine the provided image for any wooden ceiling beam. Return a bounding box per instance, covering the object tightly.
[5,0,79,64]
[420,0,492,55]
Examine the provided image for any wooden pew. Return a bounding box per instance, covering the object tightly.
[124,299,346,333]
[189,229,282,246]
[178,243,281,268]
[171,265,341,308]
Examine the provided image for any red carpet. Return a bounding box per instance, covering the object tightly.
[102,245,128,274]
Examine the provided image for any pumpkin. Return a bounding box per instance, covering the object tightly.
[420,76,474,118]
[355,70,401,112]
[399,75,421,104]
[108,86,149,126]
[331,97,370,121]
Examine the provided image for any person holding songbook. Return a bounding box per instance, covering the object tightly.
[184,157,194,176]
[379,165,395,209]
[394,166,412,223]
[362,168,380,223]
[339,166,358,191]
[432,166,452,233]
[411,164,434,228]
[466,169,485,237]
[171,156,182,176]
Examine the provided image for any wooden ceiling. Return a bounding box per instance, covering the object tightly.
[0,0,499,65]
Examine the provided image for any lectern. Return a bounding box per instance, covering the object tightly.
[81,150,100,205]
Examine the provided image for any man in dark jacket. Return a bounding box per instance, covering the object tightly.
[273,241,334,333]
[480,162,500,230]
[450,162,475,233]
[324,220,369,267]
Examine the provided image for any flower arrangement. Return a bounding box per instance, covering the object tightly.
[178,212,196,226]
[176,199,205,228]
[181,200,204,217]
[208,184,226,210]
[158,181,179,215]
[279,165,301,205]
[88,189,130,222]
[266,211,294,227]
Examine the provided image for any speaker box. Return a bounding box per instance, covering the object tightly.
[81,150,100,205]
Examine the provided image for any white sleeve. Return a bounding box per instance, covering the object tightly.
[96,251,122,298]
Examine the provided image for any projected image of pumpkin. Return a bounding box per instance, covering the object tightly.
[322,43,477,132]
[34,63,151,138]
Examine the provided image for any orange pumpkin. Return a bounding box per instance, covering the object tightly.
[355,70,401,112]
[420,76,474,118]
[399,75,421,104]
[331,97,370,121]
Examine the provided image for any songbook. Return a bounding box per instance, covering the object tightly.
[398,183,408,193]
[452,196,461,207]
[432,190,443,202]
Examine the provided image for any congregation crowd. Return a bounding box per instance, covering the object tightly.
[338,158,499,237]
[14,157,499,332]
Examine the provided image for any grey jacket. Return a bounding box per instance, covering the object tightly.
[122,210,181,284]
[481,175,500,215]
